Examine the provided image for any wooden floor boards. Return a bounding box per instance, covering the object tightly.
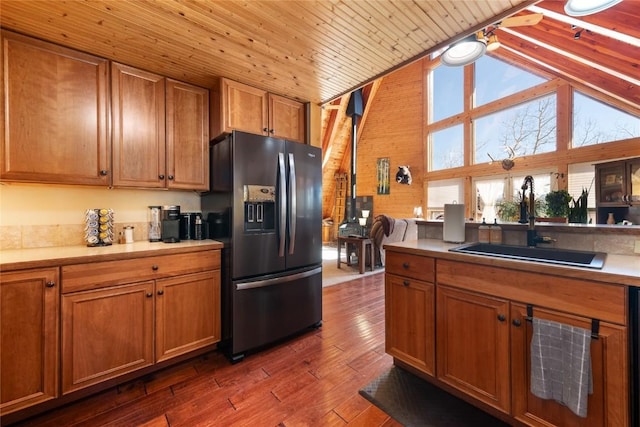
[13,273,399,427]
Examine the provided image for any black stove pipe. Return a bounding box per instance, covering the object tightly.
[345,89,363,223]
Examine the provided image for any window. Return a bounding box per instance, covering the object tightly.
[474,95,556,164]
[573,92,640,147]
[475,171,552,223]
[474,55,547,106]
[431,65,463,123]
[568,162,596,223]
[430,125,464,171]
[427,178,464,220]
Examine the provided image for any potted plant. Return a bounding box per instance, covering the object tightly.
[543,190,572,222]
[568,188,589,223]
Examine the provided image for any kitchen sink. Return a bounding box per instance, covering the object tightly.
[449,242,606,269]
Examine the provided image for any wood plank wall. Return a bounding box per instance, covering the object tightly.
[356,61,425,219]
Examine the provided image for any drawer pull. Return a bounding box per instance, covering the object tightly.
[146,292,153,298]
[45,281,56,288]
[152,265,159,271]
[157,289,164,296]
[497,314,506,322]
[402,262,409,269]
[512,319,521,327]
[403,280,410,286]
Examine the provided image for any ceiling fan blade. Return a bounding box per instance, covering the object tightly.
[501,13,543,28]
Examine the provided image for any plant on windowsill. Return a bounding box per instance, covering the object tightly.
[496,194,545,223]
[568,188,589,224]
[542,190,572,223]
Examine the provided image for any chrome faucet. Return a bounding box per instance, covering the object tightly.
[520,175,554,247]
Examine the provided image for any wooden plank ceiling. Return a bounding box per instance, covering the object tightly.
[321,0,639,221]
[0,0,532,105]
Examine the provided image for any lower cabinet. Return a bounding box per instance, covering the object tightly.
[510,303,628,427]
[385,274,435,375]
[61,281,155,393]
[436,285,511,413]
[61,250,221,395]
[385,250,630,427]
[0,268,59,416]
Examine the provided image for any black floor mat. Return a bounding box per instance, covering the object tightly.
[359,366,510,426]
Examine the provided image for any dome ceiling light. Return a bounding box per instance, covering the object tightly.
[440,34,487,67]
[564,0,623,16]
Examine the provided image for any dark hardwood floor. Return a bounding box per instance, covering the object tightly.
[13,272,399,427]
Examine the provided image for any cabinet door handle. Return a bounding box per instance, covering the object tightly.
[512,319,521,327]
[402,262,409,269]
[146,292,153,298]
[159,174,165,180]
[263,127,269,132]
[100,170,108,176]
[403,280,410,286]
[497,314,506,322]
[45,281,55,288]
[152,265,159,271]
[269,129,274,134]
[168,175,174,180]
[157,289,164,296]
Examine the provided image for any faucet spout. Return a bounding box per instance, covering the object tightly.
[520,175,535,230]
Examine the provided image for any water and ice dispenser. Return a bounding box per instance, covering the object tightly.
[243,185,275,232]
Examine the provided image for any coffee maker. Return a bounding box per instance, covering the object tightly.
[161,205,180,243]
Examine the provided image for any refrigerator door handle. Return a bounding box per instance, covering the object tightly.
[288,153,297,254]
[278,152,287,257]
[235,267,322,290]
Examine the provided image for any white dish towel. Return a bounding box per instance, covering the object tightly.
[530,317,593,418]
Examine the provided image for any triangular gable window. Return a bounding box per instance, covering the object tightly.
[475,55,548,106]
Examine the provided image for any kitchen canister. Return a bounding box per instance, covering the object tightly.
[443,204,466,243]
[85,208,114,246]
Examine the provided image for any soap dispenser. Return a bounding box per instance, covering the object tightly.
[490,219,503,244]
[478,218,490,244]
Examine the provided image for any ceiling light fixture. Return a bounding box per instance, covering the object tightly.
[441,34,487,67]
[486,34,501,52]
[564,0,622,16]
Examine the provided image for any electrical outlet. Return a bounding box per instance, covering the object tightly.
[635,240,640,254]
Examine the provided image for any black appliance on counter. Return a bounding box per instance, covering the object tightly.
[631,286,640,426]
[201,131,322,362]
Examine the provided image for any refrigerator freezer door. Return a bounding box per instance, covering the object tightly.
[231,266,322,357]
[285,141,322,269]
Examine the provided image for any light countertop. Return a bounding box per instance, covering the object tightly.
[1,240,223,271]
[384,239,640,287]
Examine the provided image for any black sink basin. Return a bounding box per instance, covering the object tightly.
[449,243,606,269]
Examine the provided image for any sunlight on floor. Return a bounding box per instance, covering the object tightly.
[322,244,338,260]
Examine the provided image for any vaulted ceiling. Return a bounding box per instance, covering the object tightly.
[1,0,535,105]
[319,0,639,219]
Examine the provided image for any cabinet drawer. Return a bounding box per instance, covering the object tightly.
[62,250,220,293]
[385,252,435,282]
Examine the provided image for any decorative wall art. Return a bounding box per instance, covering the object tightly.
[396,165,412,184]
[377,158,390,195]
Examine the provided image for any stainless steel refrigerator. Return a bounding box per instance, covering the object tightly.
[201,131,322,362]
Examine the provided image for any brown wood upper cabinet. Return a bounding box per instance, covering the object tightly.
[111,63,209,190]
[211,78,306,143]
[0,30,110,185]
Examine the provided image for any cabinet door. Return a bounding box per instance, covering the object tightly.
[1,268,59,415]
[155,271,220,363]
[596,161,626,206]
[61,281,154,394]
[436,285,511,413]
[220,79,268,136]
[111,62,166,188]
[385,273,435,375]
[511,303,628,427]
[1,31,109,185]
[269,94,305,143]
[166,79,209,190]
